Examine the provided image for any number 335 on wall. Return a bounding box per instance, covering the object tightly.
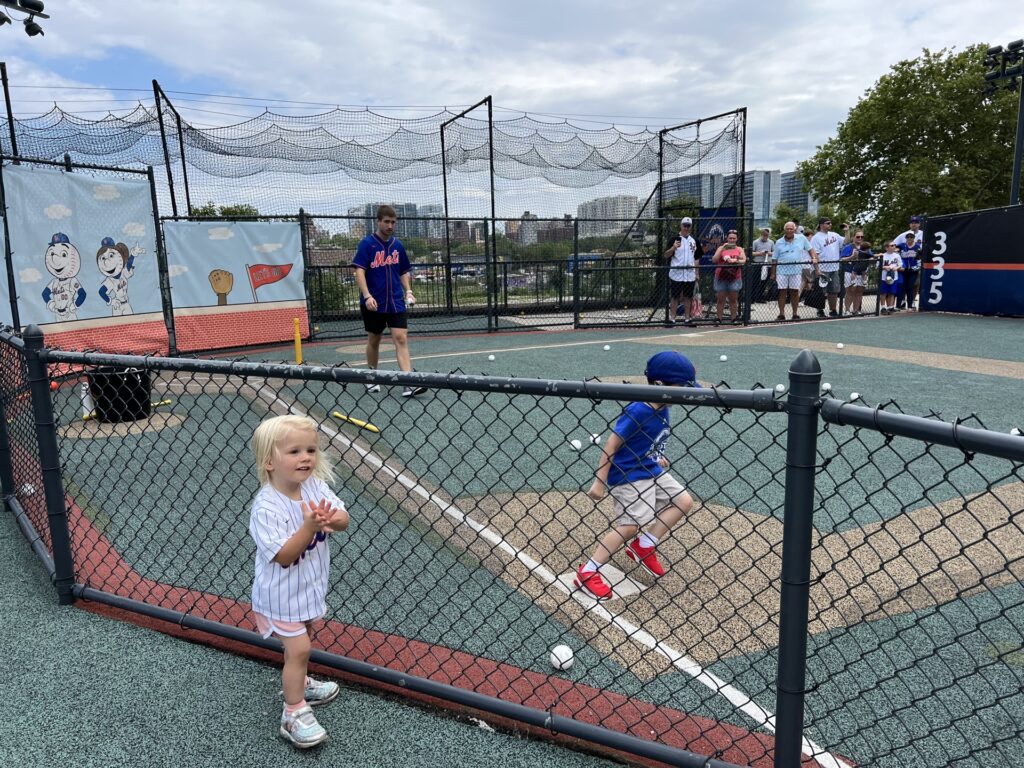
[928,231,946,305]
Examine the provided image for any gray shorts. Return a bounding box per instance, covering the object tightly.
[609,473,688,527]
[819,269,842,295]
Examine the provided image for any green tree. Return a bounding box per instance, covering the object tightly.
[768,201,852,241]
[798,45,1020,241]
[190,201,260,218]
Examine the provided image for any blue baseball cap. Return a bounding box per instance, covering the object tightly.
[644,351,699,386]
[101,236,116,248]
[49,232,70,246]
[909,215,922,223]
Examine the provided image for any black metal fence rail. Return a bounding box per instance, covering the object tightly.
[3,323,1023,767]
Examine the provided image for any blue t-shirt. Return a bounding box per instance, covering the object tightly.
[898,241,922,272]
[608,402,670,486]
[842,244,873,274]
[352,234,412,313]
[772,234,813,276]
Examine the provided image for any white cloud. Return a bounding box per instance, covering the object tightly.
[93,185,121,201]
[122,222,146,237]
[44,204,72,220]
[252,242,283,254]
[208,227,234,240]
[167,264,189,277]
[4,0,1019,196]
[19,267,43,284]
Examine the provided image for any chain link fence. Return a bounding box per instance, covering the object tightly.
[2,325,1023,767]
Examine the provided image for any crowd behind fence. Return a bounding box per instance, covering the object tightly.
[2,324,1022,767]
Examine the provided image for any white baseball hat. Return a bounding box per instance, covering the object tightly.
[680,217,693,225]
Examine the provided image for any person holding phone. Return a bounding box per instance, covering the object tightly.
[663,217,702,325]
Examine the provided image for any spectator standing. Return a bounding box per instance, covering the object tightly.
[840,231,871,315]
[664,217,701,325]
[810,217,844,317]
[897,232,923,310]
[892,215,924,307]
[712,229,746,324]
[751,227,774,303]
[879,241,903,313]
[771,221,817,321]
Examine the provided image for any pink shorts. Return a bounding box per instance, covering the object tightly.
[253,611,314,639]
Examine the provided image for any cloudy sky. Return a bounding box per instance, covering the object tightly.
[0,0,1020,210]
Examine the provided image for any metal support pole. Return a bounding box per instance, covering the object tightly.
[0,387,15,499]
[1012,81,1024,206]
[484,219,494,332]
[175,111,193,215]
[298,208,315,339]
[775,349,822,767]
[487,96,498,328]
[572,219,581,327]
[148,167,177,354]
[1,62,19,159]
[153,80,179,217]
[23,325,76,605]
[439,125,454,315]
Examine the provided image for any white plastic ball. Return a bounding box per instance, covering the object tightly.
[603,345,610,351]
[1011,428,1022,436]
[569,439,582,450]
[774,384,786,393]
[719,355,728,362]
[487,355,495,361]
[550,644,574,671]
[836,343,844,349]
[822,383,832,392]
[850,392,860,401]
[590,433,601,445]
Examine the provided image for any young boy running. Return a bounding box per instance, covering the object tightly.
[574,351,697,601]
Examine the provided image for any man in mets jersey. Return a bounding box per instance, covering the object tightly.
[352,204,427,398]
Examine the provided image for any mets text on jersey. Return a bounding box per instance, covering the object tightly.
[370,250,401,268]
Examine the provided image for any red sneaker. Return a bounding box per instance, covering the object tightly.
[626,539,666,577]
[573,566,612,601]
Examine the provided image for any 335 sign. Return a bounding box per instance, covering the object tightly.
[928,230,946,305]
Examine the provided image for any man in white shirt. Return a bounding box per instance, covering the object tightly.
[810,217,844,318]
[663,217,702,325]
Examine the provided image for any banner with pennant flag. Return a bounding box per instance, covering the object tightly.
[246,262,294,301]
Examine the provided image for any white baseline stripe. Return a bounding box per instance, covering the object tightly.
[254,383,849,768]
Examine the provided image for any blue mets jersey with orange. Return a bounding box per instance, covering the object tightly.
[352,234,411,313]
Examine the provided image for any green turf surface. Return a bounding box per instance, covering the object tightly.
[740,312,1024,363]
[0,506,625,768]
[717,582,1024,767]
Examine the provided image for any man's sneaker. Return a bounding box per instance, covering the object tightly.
[626,538,666,578]
[573,566,612,601]
[366,383,381,393]
[829,311,840,318]
[402,386,428,398]
[280,704,327,748]
[304,677,339,706]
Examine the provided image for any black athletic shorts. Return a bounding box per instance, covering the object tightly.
[669,279,695,300]
[361,304,408,334]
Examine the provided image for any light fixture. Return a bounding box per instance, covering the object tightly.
[0,0,49,36]
[984,40,1024,205]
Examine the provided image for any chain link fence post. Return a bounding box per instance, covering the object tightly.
[0,385,14,500]
[23,324,76,605]
[775,349,822,767]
